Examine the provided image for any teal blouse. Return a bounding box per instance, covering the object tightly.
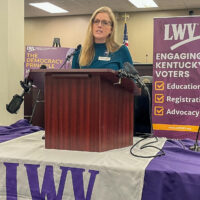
[72,43,133,70]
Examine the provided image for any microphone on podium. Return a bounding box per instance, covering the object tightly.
[60,44,81,69]
[123,62,139,75]
[74,44,82,52]
[123,62,146,88]
[120,62,153,137]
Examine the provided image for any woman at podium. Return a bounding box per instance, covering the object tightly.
[72,6,133,70]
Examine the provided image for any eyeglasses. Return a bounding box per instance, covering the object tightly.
[93,19,112,27]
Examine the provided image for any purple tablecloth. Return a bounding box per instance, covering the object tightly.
[142,139,200,200]
[1,121,199,200]
[0,119,43,143]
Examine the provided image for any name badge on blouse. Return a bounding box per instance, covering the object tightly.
[98,56,111,61]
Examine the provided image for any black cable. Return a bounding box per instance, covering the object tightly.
[130,82,165,158]
[117,68,166,158]
[130,136,165,158]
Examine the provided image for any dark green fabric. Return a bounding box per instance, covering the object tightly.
[72,43,133,70]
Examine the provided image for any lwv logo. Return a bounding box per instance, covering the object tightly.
[164,23,200,50]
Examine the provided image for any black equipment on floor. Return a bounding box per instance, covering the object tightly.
[134,76,152,137]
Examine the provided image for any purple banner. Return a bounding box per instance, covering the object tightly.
[4,162,99,199]
[24,46,74,77]
[152,16,200,139]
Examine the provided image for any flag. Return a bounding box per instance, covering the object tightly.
[123,22,128,46]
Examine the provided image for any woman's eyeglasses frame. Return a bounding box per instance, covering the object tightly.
[92,19,113,27]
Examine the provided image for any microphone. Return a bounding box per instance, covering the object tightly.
[60,44,81,69]
[118,69,128,77]
[122,62,153,137]
[124,62,139,76]
[20,79,32,93]
[123,62,146,88]
[74,44,82,52]
[40,64,47,69]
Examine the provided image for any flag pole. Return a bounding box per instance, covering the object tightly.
[123,12,129,23]
[123,13,129,46]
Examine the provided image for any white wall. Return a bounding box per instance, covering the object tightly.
[0,0,24,125]
[117,9,200,63]
[25,15,90,48]
[25,9,200,64]
[0,4,198,125]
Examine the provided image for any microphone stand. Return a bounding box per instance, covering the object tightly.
[60,45,81,69]
[59,53,73,69]
[117,68,165,157]
[117,69,153,138]
[189,125,200,152]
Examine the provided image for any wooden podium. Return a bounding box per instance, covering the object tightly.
[43,69,139,152]
[27,69,140,152]
[25,65,152,129]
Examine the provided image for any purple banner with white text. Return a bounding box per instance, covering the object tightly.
[152,16,200,139]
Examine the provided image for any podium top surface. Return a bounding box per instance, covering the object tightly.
[29,69,141,95]
[29,69,118,75]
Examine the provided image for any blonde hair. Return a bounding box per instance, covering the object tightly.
[79,6,121,67]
